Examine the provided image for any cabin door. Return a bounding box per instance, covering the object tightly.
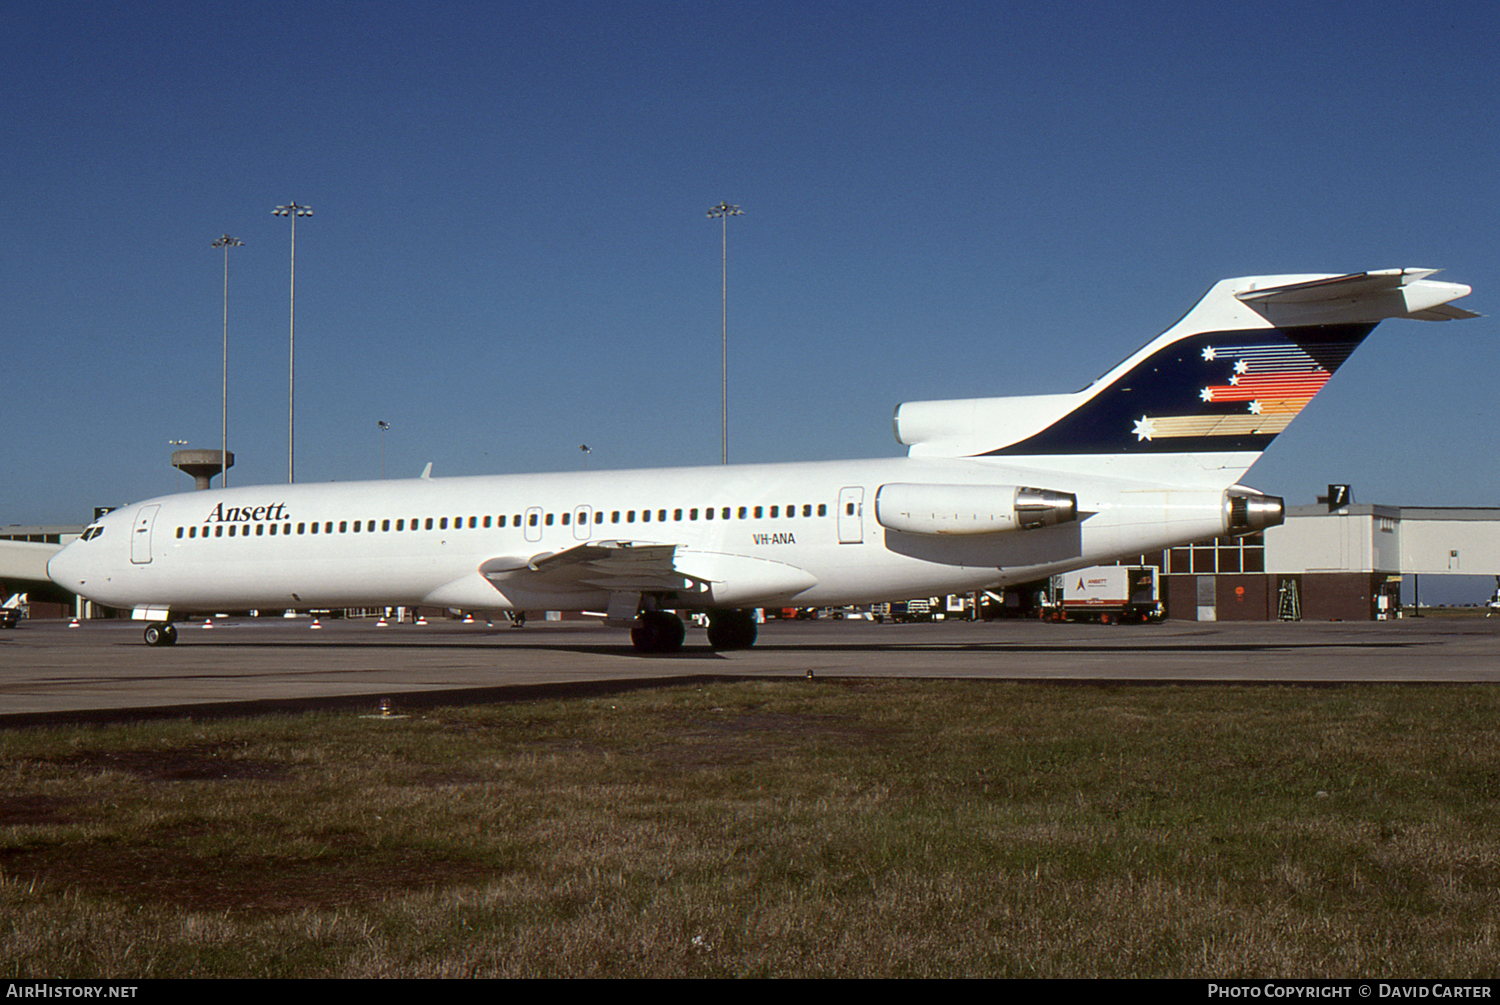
[130,505,159,564]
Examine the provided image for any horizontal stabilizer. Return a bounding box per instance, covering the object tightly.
[1234,268,1476,326]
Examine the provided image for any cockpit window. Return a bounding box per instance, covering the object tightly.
[81,526,104,541]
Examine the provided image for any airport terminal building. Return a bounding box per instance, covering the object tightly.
[1127,503,1500,621]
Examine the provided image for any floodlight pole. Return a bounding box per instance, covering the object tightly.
[212,235,242,488]
[707,201,742,465]
[273,203,312,483]
[378,420,390,479]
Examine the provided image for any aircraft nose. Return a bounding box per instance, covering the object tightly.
[47,542,83,590]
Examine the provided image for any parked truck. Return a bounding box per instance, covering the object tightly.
[872,598,937,623]
[1047,567,1162,624]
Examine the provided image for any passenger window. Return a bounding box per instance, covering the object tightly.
[754,506,763,518]
[627,511,635,523]
[562,513,570,525]
[256,524,265,536]
[818,504,827,516]
[658,509,667,522]
[440,518,448,530]
[690,508,698,520]
[497,515,506,528]
[324,522,334,534]
[704,508,713,520]
[352,521,360,533]
[528,513,538,527]
[642,510,651,523]
[738,507,748,519]
[483,516,491,528]
[340,521,348,533]
[674,508,683,521]
[176,527,183,538]
[216,526,224,537]
[469,516,477,529]
[612,511,620,523]
[545,513,554,526]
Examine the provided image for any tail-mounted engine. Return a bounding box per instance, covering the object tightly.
[874,483,1078,536]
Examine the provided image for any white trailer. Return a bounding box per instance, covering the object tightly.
[1048,567,1162,624]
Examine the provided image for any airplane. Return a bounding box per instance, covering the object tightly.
[47,267,1476,653]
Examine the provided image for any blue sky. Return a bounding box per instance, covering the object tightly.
[4,0,1497,537]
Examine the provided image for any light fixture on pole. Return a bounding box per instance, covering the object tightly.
[211,235,242,488]
[378,420,390,479]
[273,202,312,483]
[706,201,742,465]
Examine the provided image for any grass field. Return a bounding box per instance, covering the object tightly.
[2,678,1499,978]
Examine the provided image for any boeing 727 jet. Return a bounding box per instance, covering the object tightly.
[47,268,1476,652]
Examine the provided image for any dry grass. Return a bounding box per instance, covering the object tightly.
[3,680,1500,977]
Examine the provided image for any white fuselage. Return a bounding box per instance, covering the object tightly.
[46,453,1239,616]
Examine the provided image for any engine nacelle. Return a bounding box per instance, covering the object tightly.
[1224,491,1284,535]
[875,483,1078,536]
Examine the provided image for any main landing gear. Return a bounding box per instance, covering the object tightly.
[143,623,178,646]
[631,610,686,653]
[629,608,759,654]
[705,608,758,651]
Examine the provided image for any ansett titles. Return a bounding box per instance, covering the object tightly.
[205,502,290,523]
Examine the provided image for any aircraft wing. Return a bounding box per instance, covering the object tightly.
[467,538,818,614]
[479,540,704,595]
[1,540,62,585]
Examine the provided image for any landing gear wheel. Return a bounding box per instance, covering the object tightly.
[631,611,685,654]
[143,623,178,646]
[706,609,758,650]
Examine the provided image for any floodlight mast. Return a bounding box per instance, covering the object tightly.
[211,235,242,488]
[273,202,312,483]
[706,201,742,465]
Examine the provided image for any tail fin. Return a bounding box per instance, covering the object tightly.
[895,268,1475,462]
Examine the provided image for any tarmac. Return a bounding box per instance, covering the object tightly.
[2,614,1499,724]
